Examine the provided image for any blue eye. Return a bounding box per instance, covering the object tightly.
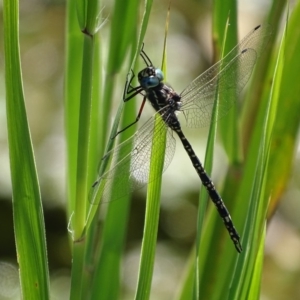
[143,76,159,88]
[139,67,164,89]
[141,69,164,88]
[155,69,164,81]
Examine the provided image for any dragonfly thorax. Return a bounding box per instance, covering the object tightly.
[138,66,164,89]
[146,82,182,116]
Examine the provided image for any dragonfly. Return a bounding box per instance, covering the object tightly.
[91,24,272,252]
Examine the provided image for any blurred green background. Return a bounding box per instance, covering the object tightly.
[1,0,300,299]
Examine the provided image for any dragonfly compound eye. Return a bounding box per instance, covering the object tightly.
[141,75,161,88]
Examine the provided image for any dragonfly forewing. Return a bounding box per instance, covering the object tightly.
[90,112,176,205]
[180,24,272,128]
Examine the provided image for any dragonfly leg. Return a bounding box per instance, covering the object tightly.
[112,97,147,139]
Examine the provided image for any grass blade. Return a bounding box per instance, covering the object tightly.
[3,0,50,298]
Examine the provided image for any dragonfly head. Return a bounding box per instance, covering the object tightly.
[138,67,164,89]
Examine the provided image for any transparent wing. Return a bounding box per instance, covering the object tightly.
[180,24,272,127]
[90,110,176,205]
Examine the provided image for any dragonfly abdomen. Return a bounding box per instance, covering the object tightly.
[173,125,242,252]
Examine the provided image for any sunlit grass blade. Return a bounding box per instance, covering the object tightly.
[246,226,266,299]
[213,0,239,162]
[69,34,95,300]
[88,47,138,300]
[135,7,169,298]
[85,0,144,229]
[240,1,285,150]
[135,116,167,300]
[84,1,155,298]
[65,0,84,219]
[95,0,148,158]
[3,0,50,298]
[66,0,102,297]
[229,13,287,300]
[195,4,285,300]
[194,18,240,300]
[265,3,300,216]
[177,8,240,300]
